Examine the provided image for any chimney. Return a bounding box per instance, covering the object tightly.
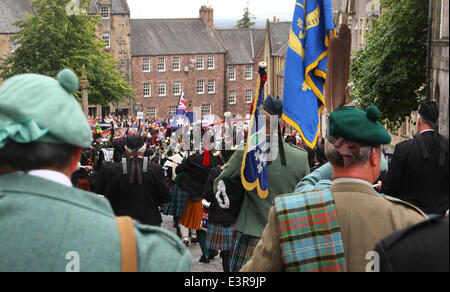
[200,5,214,28]
[273,16,276,23]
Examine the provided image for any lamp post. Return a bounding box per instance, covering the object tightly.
[80,66,89,118]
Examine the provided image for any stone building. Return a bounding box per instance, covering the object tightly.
[0,0,34,60]
[333,0,380,51]
[89,0,132,118]
[430,0,449,138]
[263,19,291,100]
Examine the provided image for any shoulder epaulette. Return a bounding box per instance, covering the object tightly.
[383,195,427,216]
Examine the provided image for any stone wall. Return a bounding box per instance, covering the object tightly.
[432,0,449,138]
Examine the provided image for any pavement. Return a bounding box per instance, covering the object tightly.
[161,214,224,272]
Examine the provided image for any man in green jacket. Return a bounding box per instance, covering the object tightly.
[214,96,310,272]
[0,70,191,272]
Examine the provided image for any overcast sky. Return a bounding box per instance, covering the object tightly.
[127,0,295,22]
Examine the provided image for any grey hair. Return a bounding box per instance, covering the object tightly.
[325,140,380,168]
[125,144,147,155]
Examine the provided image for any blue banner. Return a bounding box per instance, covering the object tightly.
[282,0,334,149]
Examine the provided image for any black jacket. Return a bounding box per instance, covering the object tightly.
[175,153,220,201]
[204,166,236,225]
[381,131,449,214]
[375,216,449,272]
[95,158,172,226]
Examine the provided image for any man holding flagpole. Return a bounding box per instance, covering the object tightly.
[214,63,310,272]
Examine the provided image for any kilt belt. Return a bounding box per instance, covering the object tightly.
[274,188,347,272]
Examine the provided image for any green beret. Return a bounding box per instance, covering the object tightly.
[0,69,92,149]
[328,106,391,145]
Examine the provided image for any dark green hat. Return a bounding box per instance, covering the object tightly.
[328,106,391,145]
[263,95,283,117]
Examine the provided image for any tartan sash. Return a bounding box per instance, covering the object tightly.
[274,188,347,272]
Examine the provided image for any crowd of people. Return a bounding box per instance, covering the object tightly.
[0,69,448,272]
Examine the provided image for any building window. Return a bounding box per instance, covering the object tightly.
[103,33,111,48]
[142,58,150,72]
[158,82,167,96]
[158,57,166,72]
[228,66,236,81]
[197,56,204,70]
[202,104,211,117]
[173,81,181,96]
[143,83,151,97]
[207,56,215,70]
[169,106,177,117]
[173,57,181,71]
[148,107,157,120]
[229,91,237,105]
[245,66,253,80]
[197,80,205,95]
[208,80,216,94]
[100,6,111,19]
[245,89,253,104]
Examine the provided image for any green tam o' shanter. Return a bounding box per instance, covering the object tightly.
[328,106,391,145]
[0,69,93,149]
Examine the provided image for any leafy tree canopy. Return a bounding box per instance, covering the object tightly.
[235,6,256,29]
[0,0,134,106]
[349,0,428,130]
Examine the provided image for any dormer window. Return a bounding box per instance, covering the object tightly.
[100,6,111,19]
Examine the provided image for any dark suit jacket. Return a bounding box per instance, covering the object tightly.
[175,153,221,201]
[204,166,238,225]
[96,158,172,226]
[375,216,449,272]
[381,131,449,214]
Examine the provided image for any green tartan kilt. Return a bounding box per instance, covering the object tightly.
[163,184,189,218]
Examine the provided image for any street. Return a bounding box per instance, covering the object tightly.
[161,214,224,272]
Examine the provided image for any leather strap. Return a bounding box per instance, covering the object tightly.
[122,158,128,175]
[143,157,148,173]
[116,217,138,272]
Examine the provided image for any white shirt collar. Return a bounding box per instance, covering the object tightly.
[27,170,73,188]
[420,129,435,134]
[333,178,374,188]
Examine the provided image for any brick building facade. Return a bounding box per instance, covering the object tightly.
[217,28,265,118]
[0,2,266,121]
[130,7,266,121]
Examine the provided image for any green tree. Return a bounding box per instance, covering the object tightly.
[235,6,256,28]
[349,0,428,130]
[0,0,134,106]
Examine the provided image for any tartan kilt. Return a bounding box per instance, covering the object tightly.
[229,231,260,272]
[162,184,189,217]
[206,223,235,251]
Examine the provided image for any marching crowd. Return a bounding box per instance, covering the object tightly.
[0,69,448,272]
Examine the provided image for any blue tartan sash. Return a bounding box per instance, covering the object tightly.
[274,188,347,272]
